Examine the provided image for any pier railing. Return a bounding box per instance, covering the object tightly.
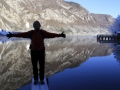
[97,34,120,44]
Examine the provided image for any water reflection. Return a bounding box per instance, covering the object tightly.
[111,44,120,64]
[49,54,120,90]
[97,36,120,64]
[0,36,112,90]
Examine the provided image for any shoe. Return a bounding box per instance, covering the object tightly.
[40,80,44,84]
[34,80,38,85]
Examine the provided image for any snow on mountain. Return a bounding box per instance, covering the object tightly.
[0,0,114,35]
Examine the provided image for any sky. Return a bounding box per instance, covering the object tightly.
[65,0,120,18]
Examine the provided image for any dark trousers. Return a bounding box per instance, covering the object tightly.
[30,49,45,81]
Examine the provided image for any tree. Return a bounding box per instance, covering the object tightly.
[111,15,120,33]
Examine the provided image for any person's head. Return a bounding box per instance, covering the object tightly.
[33,21,41,30]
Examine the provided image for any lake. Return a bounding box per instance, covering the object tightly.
[0,35,119,90]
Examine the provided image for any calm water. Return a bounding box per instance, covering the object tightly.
[49,54,120,90]
[0,35,120,90]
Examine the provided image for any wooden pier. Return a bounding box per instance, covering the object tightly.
[97,34,120,43]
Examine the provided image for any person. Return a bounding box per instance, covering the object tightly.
[7,21,66,85]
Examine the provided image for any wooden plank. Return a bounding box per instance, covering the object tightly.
[31,76,49,90]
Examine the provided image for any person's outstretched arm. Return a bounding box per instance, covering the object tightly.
[7,30,33,38]
[42,30,66,38]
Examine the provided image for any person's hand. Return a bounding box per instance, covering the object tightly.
[60,31,66,38]
[7,32,13,39]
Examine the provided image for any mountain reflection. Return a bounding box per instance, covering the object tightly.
[0,36,112,90]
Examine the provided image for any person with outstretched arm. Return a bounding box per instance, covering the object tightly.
[7,21,66,85]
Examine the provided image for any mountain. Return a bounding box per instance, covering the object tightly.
[0,36,112,90]
[0,0,114,35]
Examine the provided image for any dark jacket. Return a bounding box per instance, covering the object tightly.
[13,30,61,51]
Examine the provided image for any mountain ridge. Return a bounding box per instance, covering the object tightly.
[0,0,114,35]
